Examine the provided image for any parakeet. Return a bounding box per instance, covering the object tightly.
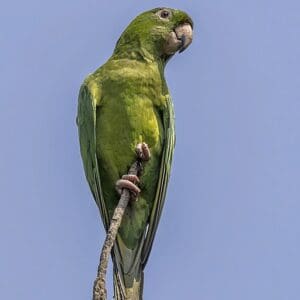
[77,7,193,299]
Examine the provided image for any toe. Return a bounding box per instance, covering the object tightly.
[136,143,151,161]
[115,179,141,196]
[122,174,140,184]
[141,142,151,161]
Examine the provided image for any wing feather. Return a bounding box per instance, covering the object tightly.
[77,82,127,296]
[77,83,110,230]
[141,95,175,267]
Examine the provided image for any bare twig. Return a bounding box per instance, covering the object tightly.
[93,143,150,300]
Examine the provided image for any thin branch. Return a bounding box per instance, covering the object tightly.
[93,143,150,300]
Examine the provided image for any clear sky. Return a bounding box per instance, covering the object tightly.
[1,1,300,299]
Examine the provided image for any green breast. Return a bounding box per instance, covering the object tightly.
[95,59,166,177]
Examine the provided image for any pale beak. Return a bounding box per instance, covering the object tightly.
[164,23,193,55]
[175,23,193,53]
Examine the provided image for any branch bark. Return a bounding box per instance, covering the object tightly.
[92,144,150,300]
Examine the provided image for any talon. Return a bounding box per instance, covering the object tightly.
[122,174,140,184]
[136,143,143,159]
[115,179,141,199]
[136,142,151,161]
[141,143,151,161]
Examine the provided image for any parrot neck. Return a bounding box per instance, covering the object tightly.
[113,46,167,67]
[112,35,169,67]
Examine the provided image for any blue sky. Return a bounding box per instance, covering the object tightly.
[1,0,300,299]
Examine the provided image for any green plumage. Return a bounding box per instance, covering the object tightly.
[77,7,193,299]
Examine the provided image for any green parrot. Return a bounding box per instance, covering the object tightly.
[77,7,193,299]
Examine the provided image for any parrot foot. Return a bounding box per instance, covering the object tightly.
[136,143,151,161]
[115,143,150,201]
[115,175,141,201]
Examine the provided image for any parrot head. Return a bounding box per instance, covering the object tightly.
[113,7,193,62]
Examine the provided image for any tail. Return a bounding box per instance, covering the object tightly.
[111,225,146,299]
[113,262,144,300]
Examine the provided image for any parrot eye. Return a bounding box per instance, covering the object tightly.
[158,9,171,20]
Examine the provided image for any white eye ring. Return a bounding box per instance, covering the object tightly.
[157,9,171,20]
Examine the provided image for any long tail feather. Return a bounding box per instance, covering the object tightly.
[113,265,144,300]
